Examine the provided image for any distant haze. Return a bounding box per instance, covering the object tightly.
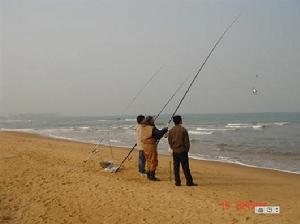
[1,0,300,116]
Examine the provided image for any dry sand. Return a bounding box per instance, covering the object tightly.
[0,131,299,224]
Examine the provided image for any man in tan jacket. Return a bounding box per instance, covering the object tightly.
[168,115,197,186]
[136,115,146,176]
[141,116,168,181]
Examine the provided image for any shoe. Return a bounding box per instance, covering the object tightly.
[186,182,198,186]
[175,183,181,186]
[148,171,160,181]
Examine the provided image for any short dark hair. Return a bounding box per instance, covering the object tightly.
[144,116,154,125]
[172,115,182,125]
[137,115,145,124]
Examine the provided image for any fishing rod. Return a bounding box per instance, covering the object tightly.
[83,137,104,162]
[114,76,189,172]
[120,66,164,118]
[113,14,241,172]
[154,75,190,121]
[105,67,162,169]
[114,144,137,172]
[168,14,241,124]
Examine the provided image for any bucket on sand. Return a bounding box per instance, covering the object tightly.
[100,161,120,173]
[100,160,112,168]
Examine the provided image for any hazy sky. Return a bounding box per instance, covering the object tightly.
[1,0,300,116]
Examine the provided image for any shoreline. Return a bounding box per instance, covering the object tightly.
[1,131,300,223]
[1,130,299,176]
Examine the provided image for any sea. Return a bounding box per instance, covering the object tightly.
[1,112,300,174]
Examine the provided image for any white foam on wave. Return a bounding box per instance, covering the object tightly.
[196,127,229,131]
[0,128,88,144]
[0,128,37,133]
[273,122,289,126]
[188,153,300,175]
[38,128,75,135]
[47,134,79,142]
[78,126,90,131]
[96,129,111,132]
[226,123,252,128]
[227,123,250,126]
[0,119,24,123]
[189,130,213,135]
[227,122,289,130]
[226,123,265,130]
[124,118,135,122]
[109,139,120,143]
[252,125,264,130]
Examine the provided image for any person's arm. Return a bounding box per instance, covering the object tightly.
[184,129,190,151]
[168,132,172,147]
[153,127,168,141]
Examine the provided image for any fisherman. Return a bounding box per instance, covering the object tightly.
[168,115,197,186]
[136,114,146,176]
[141,116,168,181]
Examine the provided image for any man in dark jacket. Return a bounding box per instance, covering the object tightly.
[168,115,197,186]
[141,116,168,181]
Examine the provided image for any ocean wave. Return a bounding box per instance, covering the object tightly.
[97,119,110,122]
[226,123,251,126]
[189,130,213,135]
[0,119,25,123]
[78,126,90,131]
[124,118,136,122]
[226,123,251,129]
[226,123,265,130]
[252,125,264,130]
[190,138,201,142]
[226,122,288,130]
[47,134,78,142]
[112,126,122,130]
[273,122,289,126]
[96,129,111,132]
[45,128,75,133]
[0,128,37,133]
[122,126,130,130]
[188,153,300,175]
[196,127,229,131]
[217,146,300,157]
[109,139,120,143]
[216,143,229,149]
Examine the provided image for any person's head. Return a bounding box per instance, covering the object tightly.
[136,114,145,124]
[144,116,155,126]
[172,115,182,125]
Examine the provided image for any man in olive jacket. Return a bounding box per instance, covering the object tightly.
[168,115,197,186]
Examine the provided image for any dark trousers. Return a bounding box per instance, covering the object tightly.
[138,150,146,173]
[173,151,193,185]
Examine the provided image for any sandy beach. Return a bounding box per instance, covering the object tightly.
[0,131,299,224]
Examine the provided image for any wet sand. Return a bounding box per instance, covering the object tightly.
[0,131,299,223]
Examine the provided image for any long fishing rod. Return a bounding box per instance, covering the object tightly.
[168,14,241,123]
[108,67,163,170]
[114,14,240,172]
[114,75,188,172]
[154,75,190,121]
[114,143,137,172]
[83,137,104,162]
[120,66,164,118]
